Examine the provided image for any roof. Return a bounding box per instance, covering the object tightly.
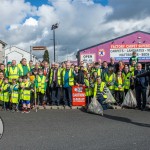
[0,40,7,47]
[4,46,37,57]
[78,30,150,53]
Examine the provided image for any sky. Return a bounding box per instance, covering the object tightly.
[1,0,150,62]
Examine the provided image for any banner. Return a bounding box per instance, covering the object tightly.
[110,44,150,61]
[72,86,86,106]
[80,54,95,63]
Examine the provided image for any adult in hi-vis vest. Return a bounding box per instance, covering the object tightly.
[93,76,108,110]
[49,63,62,106]
[62,62,74,108]
[18,58,30,76]
[7,60,21,82]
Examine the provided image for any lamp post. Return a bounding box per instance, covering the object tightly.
[51,23,59,62]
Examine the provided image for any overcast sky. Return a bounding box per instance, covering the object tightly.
[1,0,150,62]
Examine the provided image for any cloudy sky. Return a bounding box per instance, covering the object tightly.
[1,0,150,61]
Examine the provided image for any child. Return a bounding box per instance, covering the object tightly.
[1,78,10,110]
[35,69,46,108]
[18,76,24,110]
[114,71,125,105]
[21,76,32,113]
[84,72,92,106]
[0,72,4,102]
[10,79,19,112]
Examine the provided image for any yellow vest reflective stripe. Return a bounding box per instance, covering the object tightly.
[2,83,10,102]
[122,72,132,89]
[104,73,116,90]
[62,69,74,86]
[8,66,19,82]
[18,63,30,74]
[23,82,31,101]
[11,84,19,103]
[37,75,46,94]
[0,80,3,101]
[93,82,107,98]
[115,77,124,91]
[84,78,92,96]
[49,69,62,85]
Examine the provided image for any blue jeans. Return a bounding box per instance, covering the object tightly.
[63,87,72,106]
[97,94,108,110]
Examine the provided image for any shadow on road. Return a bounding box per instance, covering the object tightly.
[80,108,150,128]
[103,114,150,128]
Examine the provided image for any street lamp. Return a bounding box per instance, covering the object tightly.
[51,23,59,62]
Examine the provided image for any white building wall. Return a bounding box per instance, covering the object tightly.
[0,43,4,63]
[5,46,38,64]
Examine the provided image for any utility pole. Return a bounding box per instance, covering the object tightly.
[51,23,59,62]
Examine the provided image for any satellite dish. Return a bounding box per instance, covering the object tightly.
[0,117,4,139]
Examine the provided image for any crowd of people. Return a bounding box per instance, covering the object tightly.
[0,51,149,113]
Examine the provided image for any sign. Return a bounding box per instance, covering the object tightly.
[72,86,86,106]
[98,49,105,56]
[32,46,47,51]
[110,44,150,61]
[80,54,95,63]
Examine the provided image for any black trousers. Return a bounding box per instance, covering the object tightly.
[37,93,45,105]
[115,91,124,104]
[135,86,147,109]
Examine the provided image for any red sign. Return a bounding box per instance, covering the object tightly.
[72,86,86,106]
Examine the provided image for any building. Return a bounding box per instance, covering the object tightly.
[77,31,150,66]
[4,46,38,64]
[0,40,7,63]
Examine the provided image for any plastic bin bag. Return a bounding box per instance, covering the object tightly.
[87,97,103,116]
[122,89,137,108]
[105,88,116,104]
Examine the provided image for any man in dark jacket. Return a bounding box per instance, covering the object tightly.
[134,63,149,111]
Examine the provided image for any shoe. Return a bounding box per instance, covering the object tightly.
[25,110,30,113]
[11,110,15,113]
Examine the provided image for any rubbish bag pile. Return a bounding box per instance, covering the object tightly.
[105,88,116,104]
[87,97,103,116]
[122,90,137,108]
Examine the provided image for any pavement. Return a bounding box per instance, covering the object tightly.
[0,109,150,150]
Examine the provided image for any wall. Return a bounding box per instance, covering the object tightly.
[5,46,38,64]
[79,31,150,63]
[0,43,4,63]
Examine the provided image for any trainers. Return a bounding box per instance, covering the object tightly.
[25,110,30,113]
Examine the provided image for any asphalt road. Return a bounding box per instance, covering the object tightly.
[0,109,150,150]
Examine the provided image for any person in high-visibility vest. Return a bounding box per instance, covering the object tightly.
[7,60,21,83]
[18,58,30,76]
[1,78,10,110]
[10,79,19,112]
[93,76,108,110]
[129,60,137,75]
[49,63,62,106]
[18,76,24,110]
[35,69,47,107]
[122,66,133,95]
[84,73,92,105]
[0,64,7,77]
[62,62,74,108]
[114,71,125,105]
[92,62,102,77]
[129,51,139,65]
[0,72,4,102]
[21,76,32,113]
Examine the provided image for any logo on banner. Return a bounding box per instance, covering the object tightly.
[99,49,105,56]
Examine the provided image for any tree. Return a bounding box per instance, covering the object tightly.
[43,50,50,63]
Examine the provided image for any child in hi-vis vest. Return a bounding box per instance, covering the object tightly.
[10,79,19,112]
[1,78,10,110]
[21,76,32,113]
[114,71,125,105]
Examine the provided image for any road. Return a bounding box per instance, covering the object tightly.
[0,109,150,150]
